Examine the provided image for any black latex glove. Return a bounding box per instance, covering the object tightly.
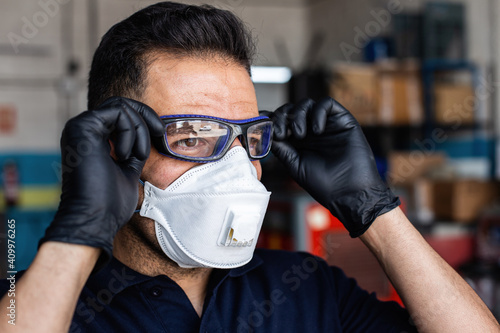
[39,97,164,271]
[262,97,400,237]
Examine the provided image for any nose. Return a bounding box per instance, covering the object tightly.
[230,136,245,149]
[230,136,262,180]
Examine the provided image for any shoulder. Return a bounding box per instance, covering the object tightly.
[248,249,345,296]
[251,249,384,303]
[254,248,325,266]
[252,248,343,280]
[251,249,415,332]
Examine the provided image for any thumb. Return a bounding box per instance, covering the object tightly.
[122,156,147,178]
[271,140,300,176]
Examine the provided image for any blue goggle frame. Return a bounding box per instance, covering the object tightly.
[153,114,273,163]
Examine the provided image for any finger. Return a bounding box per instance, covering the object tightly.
[133,101,165,159]
[310,98,331,135]
[123,155,147,177]
[98,97,164,161]
[259,110,274,118]
[272,103,293,141]
[290,99,314,139]
[112,110,137,160]
[122,97,164,137]
[270,140,300,176]
[98,103,146,175]
[93,99,137,161]
[119,98,158,161]
[314,97,359,132]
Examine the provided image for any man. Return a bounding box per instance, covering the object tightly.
[1,2,498,332]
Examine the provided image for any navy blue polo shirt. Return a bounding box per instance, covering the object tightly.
[0,249,417,332]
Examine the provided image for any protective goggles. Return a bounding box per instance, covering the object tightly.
[154,114,273,162]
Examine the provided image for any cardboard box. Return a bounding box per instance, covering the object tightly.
[387,151,446,185]
[413,178,436,224]
[377,63,423,126]
[330,62,423,126]
[392,178,436,225]
[433,180,498,223]
[330,64,379,125]
[434,84,475,125]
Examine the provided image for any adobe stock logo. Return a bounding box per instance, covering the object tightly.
[7,0,71,54]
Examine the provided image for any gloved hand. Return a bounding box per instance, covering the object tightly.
[40,97,164,271]
[262,97,399,237]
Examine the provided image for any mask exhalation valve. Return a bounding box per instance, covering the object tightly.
[219,208,260,247]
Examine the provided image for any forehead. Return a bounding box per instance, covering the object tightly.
[141,54,258,120]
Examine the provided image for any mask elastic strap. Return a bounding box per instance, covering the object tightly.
[134,179,145,213]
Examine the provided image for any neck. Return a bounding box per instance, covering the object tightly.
[113,219,212,317]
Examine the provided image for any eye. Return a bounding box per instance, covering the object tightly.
[169,137,213,157]
[247,135,261,147]
[178,138,199,148]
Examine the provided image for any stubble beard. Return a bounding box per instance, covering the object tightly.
[113,212,210,280]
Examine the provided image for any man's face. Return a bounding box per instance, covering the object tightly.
[115,54,263,266]
[140,54,262,194]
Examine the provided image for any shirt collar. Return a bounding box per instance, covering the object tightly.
[86,256,153,298]
[228,251,263,277]
[86,252,264,297]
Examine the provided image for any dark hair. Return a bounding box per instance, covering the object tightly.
[87,1,255,109]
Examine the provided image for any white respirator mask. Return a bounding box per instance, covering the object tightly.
[139,147,271,269]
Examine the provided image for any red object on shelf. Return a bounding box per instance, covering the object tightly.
[424,234,475,270]
[257,199,294,251]
[0,105,16,134]
[257,230,294,251]
[304,202,403,306]
[305,204,343,258]
[260,195,403,306]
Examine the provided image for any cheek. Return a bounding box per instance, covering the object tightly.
[142,149,264,189]
[136,182,144,210]
[252,161,262,181]
[141,150,198,190]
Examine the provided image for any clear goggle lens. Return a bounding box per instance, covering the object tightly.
[161,116,273,162]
